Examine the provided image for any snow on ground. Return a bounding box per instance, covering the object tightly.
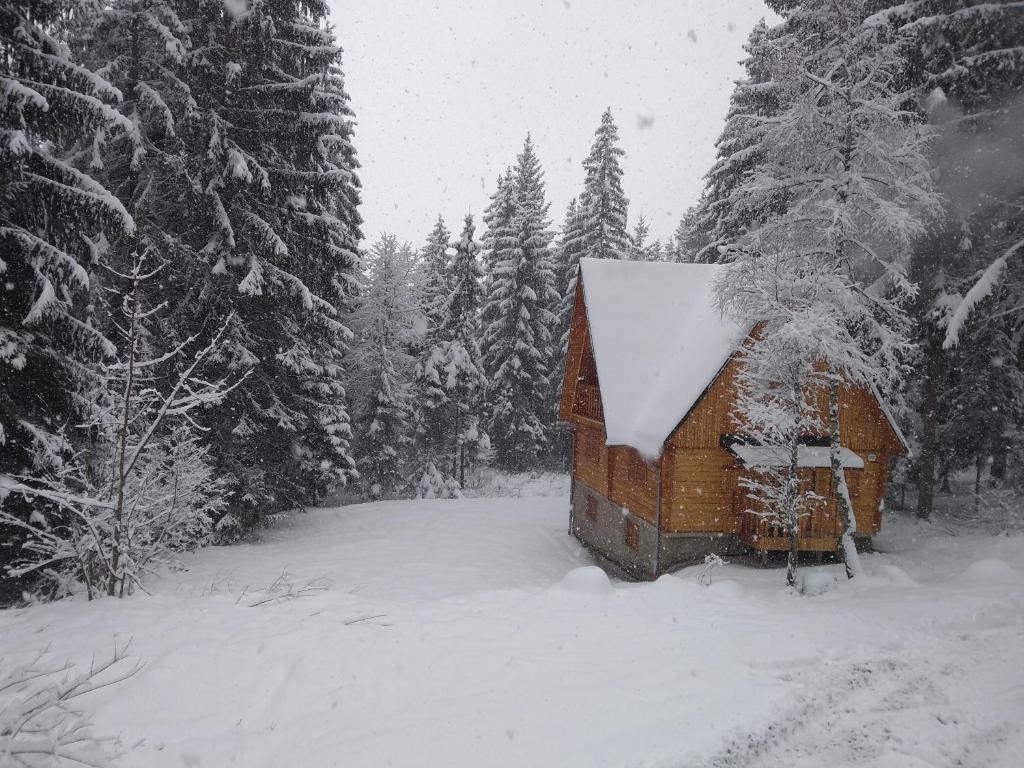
[1,490,1022,768]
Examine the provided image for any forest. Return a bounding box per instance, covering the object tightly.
[2,1,1024,766]
[1,1,1023,597]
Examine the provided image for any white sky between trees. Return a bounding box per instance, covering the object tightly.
[330,0,774,245]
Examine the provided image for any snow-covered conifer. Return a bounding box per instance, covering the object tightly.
[891,0,1024,518]
[352,235,417,499]
[480,137,560,469]
[577,109,631,261]
[684,20,784,264]
[938,301,1024,502]
[630,215,663,261]
[170,0,363,525]
[418,215,452,341]
[415,215,490,486]
[630,216,650,261]
[554,197,587,355]
[0,0,141,579]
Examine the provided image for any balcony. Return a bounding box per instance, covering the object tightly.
[573,382,604,423]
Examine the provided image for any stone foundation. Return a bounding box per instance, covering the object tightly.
[570,480,746,579]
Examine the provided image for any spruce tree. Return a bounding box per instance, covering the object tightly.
[577,108,630,261]
[418,214,451,341]
[1,0,138,577]
[171,0,363,527]
[683,20,785,263]
[481,137,559,470]
[630,215,650,261]
[353,235,416,500]
[417,215,490,486]
[411,216,451,463]
[630,215,663,261]
[480,168,514,301]
[874,0,1024,517]
[554,197,587,355]
[938,307,1024,505]
[672,207,706,262]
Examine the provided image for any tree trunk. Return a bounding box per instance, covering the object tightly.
[916,335,942,520]
[990,443,1006,483]
[974,452,984,516]
[785,389,801,589]
[108,278,139,597]
[829,379,863,580]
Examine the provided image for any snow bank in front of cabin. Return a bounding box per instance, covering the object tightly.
[579,258,747,459]
[0,497,1022,768]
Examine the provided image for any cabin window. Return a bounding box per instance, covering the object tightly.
[626,453,649,484]
[624,518,640,551]
[585,495,598,522]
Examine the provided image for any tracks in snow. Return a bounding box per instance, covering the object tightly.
[685,628,1020,768]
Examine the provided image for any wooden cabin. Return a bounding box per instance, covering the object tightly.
[559,258,908,579]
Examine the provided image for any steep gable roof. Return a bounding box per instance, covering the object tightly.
[576,258,910,460]
[579,258,747,460]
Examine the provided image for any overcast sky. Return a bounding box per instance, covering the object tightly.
[329,0,773,247]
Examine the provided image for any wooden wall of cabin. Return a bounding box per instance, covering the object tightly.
[607,447,658,525]
[573,423,609,497]
[661,448,739,533]
[572,424,658,526]
[661,358,742,534]
[661,357,899,537]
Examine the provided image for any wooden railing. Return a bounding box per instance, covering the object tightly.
[738,505,843,551]
[573,383,604,422]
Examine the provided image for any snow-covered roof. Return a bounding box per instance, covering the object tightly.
[577,258,908,460]
[729,445,865,470]
[579,258,748,460]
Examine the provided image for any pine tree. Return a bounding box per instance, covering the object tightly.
[554,197,586,355]
[684,20,785,264]
[672,207,707,262]
[170,0,363,527]
[938,306,1024,507]
[1,0,138,580]
[352,235,416,499]
[871,0,1024,518]
[577,108,631,261]
[630,215,663,261]
[74,0,199,310]
[416,215,490,487]
[481,136,559,470]
[409,216,453,462]
[358,352,412,500]
[717,0,941,581]
[418,214,452,341]
[480,168,514,301]
[630,215,650,261]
